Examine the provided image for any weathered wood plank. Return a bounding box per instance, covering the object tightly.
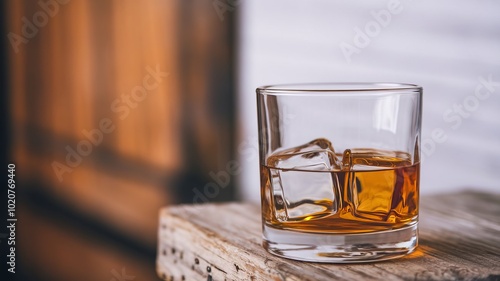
[157,192,500,281]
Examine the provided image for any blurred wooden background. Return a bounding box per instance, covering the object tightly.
[5,0,236,280]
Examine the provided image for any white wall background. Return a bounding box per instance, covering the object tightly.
[236,0,500,203]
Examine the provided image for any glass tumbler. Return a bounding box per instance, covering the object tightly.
[257,83,422,262]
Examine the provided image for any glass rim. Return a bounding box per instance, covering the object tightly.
[257,82,422,95]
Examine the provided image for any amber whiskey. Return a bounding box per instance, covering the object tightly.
[261,145,419,234]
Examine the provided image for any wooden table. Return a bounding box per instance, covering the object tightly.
[156,192,500,281]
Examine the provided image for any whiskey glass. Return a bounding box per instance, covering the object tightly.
[257,83,422,262]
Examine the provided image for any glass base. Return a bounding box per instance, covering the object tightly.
[263,223,418,263]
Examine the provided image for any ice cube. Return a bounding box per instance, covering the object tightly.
[349,168,395,220]
[346,149,408,221]
[267,138,341,222]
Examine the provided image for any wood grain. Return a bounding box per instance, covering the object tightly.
[157,192,500,281]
